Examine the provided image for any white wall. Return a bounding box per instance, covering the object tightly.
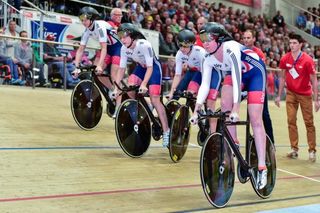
[290,0,320,10]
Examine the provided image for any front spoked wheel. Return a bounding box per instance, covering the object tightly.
[169,105,191,163]
[200,133,235,208]
[115,99,151,158]
[71,80,103,130]
[249,135,277,198]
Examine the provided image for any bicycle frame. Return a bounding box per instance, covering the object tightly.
[201,109,253,175]
[175,91,207,135]
[137,95,162,131]
[88,70,115,109]
[115,81,163,137]
[219,111,252,173]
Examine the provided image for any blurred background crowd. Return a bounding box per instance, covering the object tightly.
[1,0,320,97]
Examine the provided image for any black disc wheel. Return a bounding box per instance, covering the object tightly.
[115,99,151,158]
[249,135,277,198]
[71,80,103,130]
[200,133,235,208]
[165,100,181,127]
[169,105,191,163]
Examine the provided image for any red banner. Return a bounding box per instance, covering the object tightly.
[228,0,253,7]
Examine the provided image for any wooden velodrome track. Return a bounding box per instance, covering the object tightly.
[0,85,319,213]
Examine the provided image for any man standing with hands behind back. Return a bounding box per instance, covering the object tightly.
[275,33,320,162]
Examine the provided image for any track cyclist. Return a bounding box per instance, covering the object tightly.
[190,22,268,190]
[166,29,206,101]
[113,23,170,147]
[73,6,122,93]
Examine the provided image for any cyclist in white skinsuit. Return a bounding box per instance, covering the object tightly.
[113,23,170,148]
[190,22,268,190]
[167,29,206,101]
[74,6,122,91]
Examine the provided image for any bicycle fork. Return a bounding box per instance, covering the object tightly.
[139,96,162,140]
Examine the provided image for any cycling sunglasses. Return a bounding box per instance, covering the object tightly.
[79,14,88,22]
[117,31,130,39]
[177,41,193,48]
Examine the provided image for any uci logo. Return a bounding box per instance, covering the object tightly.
[37,27,57,39]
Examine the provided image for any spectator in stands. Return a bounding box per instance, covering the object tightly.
[305,14,315,34]
[170,18,180,35]
[130,12,142,28]
[178,19,187,30]
[273,11,285,28]
[315,47,320,59]
[13,30,33,85]
[195,17,207,47]
[276,33,319,162]
[159,32,177,56]
[269,60,278,97]
[4,20,19,60]
[186,21,197,34]
[143,17,154,30]
[0,33,19,84]
[311,18,320,38]
[296,11,307,29]
[43,34,79,87]
[134,5,145,24]
[162,57,176,80]
[242,29,274,143]
[233,32,241,42]
[107,8,123,30]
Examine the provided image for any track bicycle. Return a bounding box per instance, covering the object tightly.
[167,91,209,162]
[198,108,276,208]
[114,81,179,159]
[70,65,118,130]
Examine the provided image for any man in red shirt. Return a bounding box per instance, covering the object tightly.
[276,33,320,162]
[243,30,275,144]
[194,17,207,47]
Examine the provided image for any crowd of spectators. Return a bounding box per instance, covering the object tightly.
[4,0,320,93]
[295,5,320,39]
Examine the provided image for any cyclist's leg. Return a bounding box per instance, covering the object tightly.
[94,49,113,89]
[107,48,121,108]
[127,65,145,99]
[248,103,266,168]
[176,70,194,92]
[245,67,267,170]
[187,71,201,95]
[173,70,194,100]
[206,68,222,133]
[148,60,169,133]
